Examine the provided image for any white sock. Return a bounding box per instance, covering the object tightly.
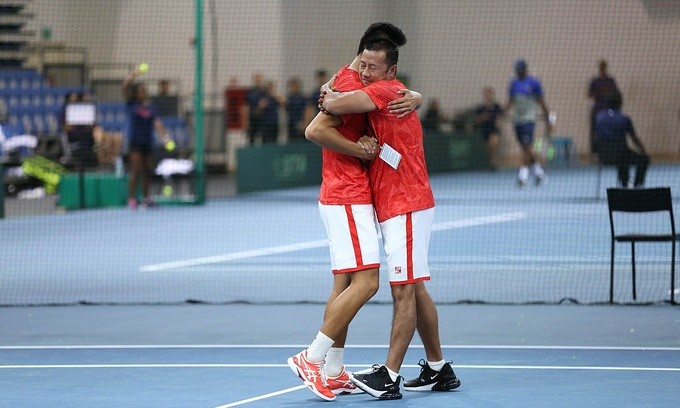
[386,366,399,382]
[428,359,446,372]
[325,347,344,377]
[518,166,530,182]
[306,331,335,363]
[532,163,544,178]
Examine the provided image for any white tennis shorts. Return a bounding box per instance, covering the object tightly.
[379,207,434,285]
[318,202,381,274]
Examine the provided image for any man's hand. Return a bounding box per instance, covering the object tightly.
[388,89,422,118]
[356,135,379,160]
[319,75,337,95]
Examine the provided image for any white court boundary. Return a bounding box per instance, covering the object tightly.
[2,344,680,351]
[2,344,678,407]
[139,212,527,272]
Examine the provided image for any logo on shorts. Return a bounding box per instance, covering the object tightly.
[394,266,402,274]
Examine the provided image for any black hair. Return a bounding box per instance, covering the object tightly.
[363,39,399,67]
[606,90,622,110]
[357,22,406,54]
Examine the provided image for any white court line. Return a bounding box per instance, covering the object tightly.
[2,344,679,351]
[213,385,306,408]
[139,212,527,272]
[214,364,680,408]
[2,363,678,372]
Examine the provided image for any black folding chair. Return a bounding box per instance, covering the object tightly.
[606,187,678,304]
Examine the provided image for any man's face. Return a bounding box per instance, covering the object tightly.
[359,50,396,86]
[599,62,608,76]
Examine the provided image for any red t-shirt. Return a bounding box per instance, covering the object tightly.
[362,79,435,222]
[318,65,372,205]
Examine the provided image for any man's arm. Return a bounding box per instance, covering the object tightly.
[537,96,553,133]
[627,121,646,154]
[305,112,377,160]
[321,89,377,116]
[122,68,140,99]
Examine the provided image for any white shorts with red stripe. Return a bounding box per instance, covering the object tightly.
[379,207,434,285]
[318,202,381,274]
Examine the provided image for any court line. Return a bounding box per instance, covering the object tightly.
[2,363,678,371]
[139,212,527,272]
[2,344,679,351]
[213,362,680,408]
[213,385,306,408]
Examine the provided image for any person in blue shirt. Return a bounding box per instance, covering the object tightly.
[122,67,170,209]
[504,59,552,186]
[594,90,649,188]
[285,77,309,143]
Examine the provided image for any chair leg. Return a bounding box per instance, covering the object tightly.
[631,242,637,301]
[672,241,676,305]
[610,240,615,304]
[596,164,602,200]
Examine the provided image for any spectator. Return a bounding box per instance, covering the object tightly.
[285,77,308,143]
[421,98,445,132]
[588,60,619,154]
[594,90,649,188]
[259,80,285,144]
[158,79,171,96]
[60,92,96,167]
[245,72,266,145]
[474,87,503,170]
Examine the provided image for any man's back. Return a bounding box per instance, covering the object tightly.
[318,65,372,206]
[595,109,632,144]
[362,78,434,222]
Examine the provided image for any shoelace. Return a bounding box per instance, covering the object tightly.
[318,360,330,388]
[416,359,427,374]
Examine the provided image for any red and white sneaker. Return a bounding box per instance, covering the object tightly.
[327,368,364,395]
[287,350,335,401]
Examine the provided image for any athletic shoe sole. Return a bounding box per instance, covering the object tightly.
[350,373,402,400]
[404,377,461,392]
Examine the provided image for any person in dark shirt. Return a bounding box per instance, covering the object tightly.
[122,67,170,209]
[245,72,266,145]
[588,60,618,153]
[421,98,445,132]
[474,87,503,170]
[259,81,285,144]
[285,77,308,143]
[594,91,649,188]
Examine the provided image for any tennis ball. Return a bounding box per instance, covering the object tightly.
[162,185,173,197]
[138,63,149,73]
[165,140,176,151]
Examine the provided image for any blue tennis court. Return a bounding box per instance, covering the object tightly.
[1,165,679,406]
[1,304,679,407]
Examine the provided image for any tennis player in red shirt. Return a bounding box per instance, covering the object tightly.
[320,38,461,400]
[287,23,422,401]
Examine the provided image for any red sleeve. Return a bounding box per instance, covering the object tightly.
[362,81,398,111]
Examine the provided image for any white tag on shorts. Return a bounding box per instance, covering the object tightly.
[379,143,402,170]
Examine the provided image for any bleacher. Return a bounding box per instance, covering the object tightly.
[0,69,192,147]
[0,69,86,161]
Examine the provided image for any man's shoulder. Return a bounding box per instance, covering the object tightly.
[366,78,403,92]
[334,66,361,91]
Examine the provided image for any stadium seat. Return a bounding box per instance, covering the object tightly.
[607,187,679,304]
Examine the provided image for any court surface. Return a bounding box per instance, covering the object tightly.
[1,303,679,407]
[1,165,679,407]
